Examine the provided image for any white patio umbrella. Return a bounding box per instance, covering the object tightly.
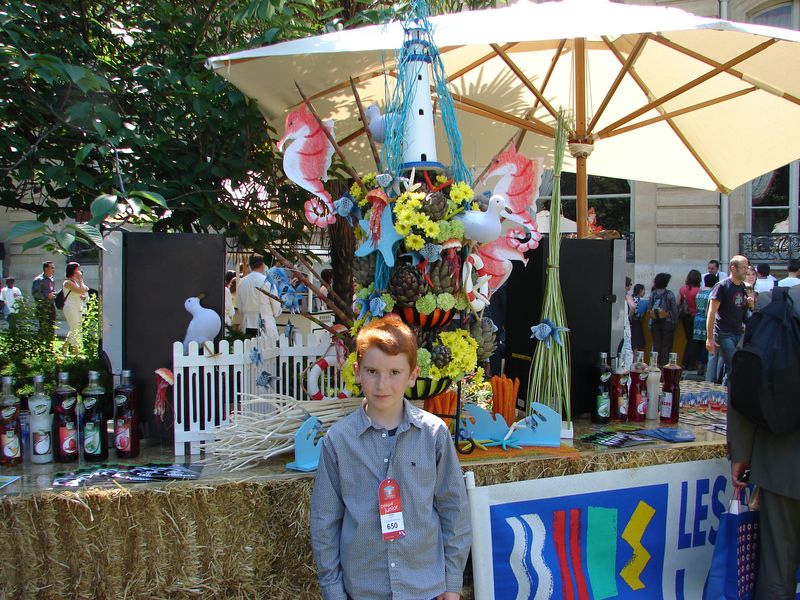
[207,0,800,236]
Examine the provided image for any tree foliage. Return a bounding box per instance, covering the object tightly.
[1,0,499,252]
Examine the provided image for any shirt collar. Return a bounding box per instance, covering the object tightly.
[356,398,423,435]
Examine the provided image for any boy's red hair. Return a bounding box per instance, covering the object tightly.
[355,314,417,371]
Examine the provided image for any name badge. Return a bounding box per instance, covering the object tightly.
[378,477,405,541]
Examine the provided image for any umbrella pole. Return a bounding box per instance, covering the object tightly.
[574,37,589,239]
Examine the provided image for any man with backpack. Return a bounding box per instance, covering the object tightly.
[728,284,800,598]
[705,255,753,385]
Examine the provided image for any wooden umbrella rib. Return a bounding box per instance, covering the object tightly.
[596,38,778,139]
[599,44,725,191]
[490,43,560,121]
[587,35,648,136]
[446,43,516,83]
[349,77,383,171]
[650,34,800,106]
[340,126,366,147]
[598,87,756,139]
[452,94,555,137]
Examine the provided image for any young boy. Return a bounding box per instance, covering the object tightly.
[311,314,471,600]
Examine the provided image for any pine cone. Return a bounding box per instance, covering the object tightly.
[422,191,448,221]
[470,317,498,362]
[431,344,452,368]
[428,257,460,295]
[353,254,376,287]
[388,264,429,306]
[415,328,439,351]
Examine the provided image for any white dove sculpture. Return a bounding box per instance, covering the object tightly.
[456,194,529,244]
[365,104,394,144]
[183,295,221,348]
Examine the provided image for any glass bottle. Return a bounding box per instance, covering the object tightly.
[660,352,682,424]
[28,375,54,464]
[592,352,611,424]
[81,371,109,462]
[53,372,79,462]
[610,357,629,422]
[114,370,140,459]
[0,377,23,466]
[628,351,648,422]
[645,352,662,420]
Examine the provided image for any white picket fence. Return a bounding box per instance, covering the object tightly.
[173,332,346,455]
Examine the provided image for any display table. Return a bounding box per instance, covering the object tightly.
[0,418,728,600]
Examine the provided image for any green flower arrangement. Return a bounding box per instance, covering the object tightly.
[342,351,361,396]
[414,292,456,315]
[421,329,477,381]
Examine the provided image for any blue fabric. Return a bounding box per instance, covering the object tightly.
[702,498,759,600]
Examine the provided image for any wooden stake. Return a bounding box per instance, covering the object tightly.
[294,82,363,187]
[349,77,383,172]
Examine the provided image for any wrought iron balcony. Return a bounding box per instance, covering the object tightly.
[739,233,800,263]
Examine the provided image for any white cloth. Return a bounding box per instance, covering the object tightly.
[754,276,777,294]
[224,286,234,326]
[62,281,87,350]
[0,286,22,314]
[237,270,282,339]
[778,276,800,288]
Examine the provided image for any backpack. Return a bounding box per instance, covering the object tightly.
[650,290,676,325]
[54,289,70,310]
[729,287,800,434]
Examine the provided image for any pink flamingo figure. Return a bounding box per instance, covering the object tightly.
[477,146,545,292]
[277,104,337,228]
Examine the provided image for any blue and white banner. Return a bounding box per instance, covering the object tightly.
[467,459,732,600]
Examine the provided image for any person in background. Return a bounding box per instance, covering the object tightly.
[778,258,800,288]
[224,270,236,328]
[619,277,633,368]
[648,272,678,367]
[316,267,333,312]
[705,255,753,386]
[62,262,89,353]
[237,254,282,341]
[0,277,22,330]
[692,274,716,378]
[678,269,702,370]
[754,262,777,294]
[702,259,727,289]
[31,260,56,340]
[630,283,646,353]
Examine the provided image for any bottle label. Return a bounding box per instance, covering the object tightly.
[1,407,16,420]
[84,423,101,455]
[1,430,20,458]
[83,398,97,410]
[62,397,76,411]
[619,392,628,415]
[60,422,78,455]
[661,392,673,418]
[115,419,131,452]
[115,395,127,408]
[637,391,648,415]
[33,430,51,455]
[31,402,49,416]
[600,372,611,383]
[596,392,610,417]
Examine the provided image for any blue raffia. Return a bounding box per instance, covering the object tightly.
[382,0,472,186]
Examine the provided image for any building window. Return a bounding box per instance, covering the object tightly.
[538,173,631,234]
[746,2,799,234]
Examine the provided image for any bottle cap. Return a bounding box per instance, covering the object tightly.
[88,371,99,380]
[32,374,44,384]
[1,376,12,385]
[121,369,132,378]
[58,371,69,382]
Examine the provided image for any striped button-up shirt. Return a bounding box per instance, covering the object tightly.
[310,399,471,600]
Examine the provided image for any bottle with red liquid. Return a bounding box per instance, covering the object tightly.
[1,376,23,466]
[591,352,612,424]
[114,370,140,458]
[628,351,648,422]
[610,357,630,422]
[53,372,79,463]
[660,352,682,424]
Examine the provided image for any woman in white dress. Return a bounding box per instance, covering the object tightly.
[62,262,89,352]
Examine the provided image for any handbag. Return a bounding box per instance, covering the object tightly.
[702,488,759,600]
